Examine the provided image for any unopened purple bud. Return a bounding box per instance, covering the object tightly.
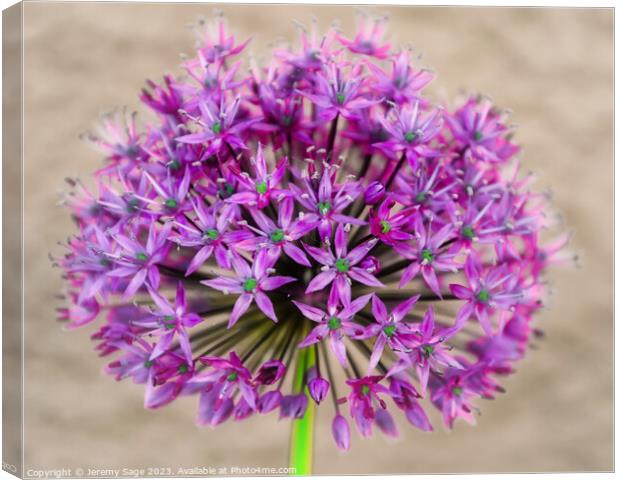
[197,393,234,427]
[233,398,254,421]
[404,402,433,432]
[375,408,399,437]
[279,394,308,419]
[308,377,330,404]
[257,390,282,414]
[254,359,285,385]
[209,399,234,426]
[331,414,351,451]
[359,255,381,274]
[364,181,385,205]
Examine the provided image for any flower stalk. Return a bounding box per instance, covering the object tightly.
[289,339,316,475]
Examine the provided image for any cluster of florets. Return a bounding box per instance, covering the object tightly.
[56,14,571,450]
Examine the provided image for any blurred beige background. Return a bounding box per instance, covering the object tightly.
[20,3,612,475]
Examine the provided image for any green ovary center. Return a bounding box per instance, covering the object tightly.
[383,325,397,337]
[473,131,483,141]
[219,183,234,199]
[227,372,238,382]
[255,181,268,194]
[163,315,175,330]
[405,131,418,143]
[335,258,350,273]
[380,220,392,234]
[164,198,178,209]
[327,316,341,330]
[270,229,284,243]
[422,345,434,358]
[204,228,219,241]
[336,93,346,104]
[243,278,258,292]
[361,385,370,395]
[212,121,222,134]
[256,182,267,195]
[421,249,434,263]
[452,386,463,396]
[317,201,331,215]
[476,289,490,303]
[136,252,148,261]
[462,225,475,239]
[126,197,140,213]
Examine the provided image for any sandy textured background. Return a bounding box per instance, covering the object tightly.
[20,3,612,475]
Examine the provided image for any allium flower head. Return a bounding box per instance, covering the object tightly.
[56,14,572,454]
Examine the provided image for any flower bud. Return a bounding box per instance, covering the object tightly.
[233,397,254,421]
[359,255,381,274]
[257,390,282,414]
[308,377,330,404]
[279,394,308,419]
[254,359,285,385]
[364,181,385,205]
[375,408,399,437]
[197,392,233,427]
[331,414,351,451]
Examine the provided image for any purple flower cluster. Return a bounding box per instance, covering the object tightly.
[55,14,572,450]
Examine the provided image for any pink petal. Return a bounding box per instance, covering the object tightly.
[371,295,388,323]
[283,242,311,267]
[255,291,277,322]
[392,295,420,322]
[334,224,348,258]
[231,254,252,278]
[122,268,147,300]
[214,245,231,269]
[449,283,471,300]
[348,267,384,288]
[399,262,420,288]
[420,307,435,339]
[368,335,387,373]
[334,274,351,305]
[298,324,329,347]
[292,301,325,322]
[318,169,333,201]
[278,197,294,229]
[347,239,377,265]
[254,248,275,278]
[343,293,373,317]
[178,329,194,364]
[202,277,243,294]
[150,331,175,360]
[229,293,253,327]
[422,267,442,298]
[454,302,475,329]
[261,275,297,291]
[176,132,210,144]
[306,269,337,293]
[147,287,175,315]
[186,245,214,276]
[303,243,335,266]
[330,335,348,367]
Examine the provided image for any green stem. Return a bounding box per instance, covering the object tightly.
[288,344,316,475]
